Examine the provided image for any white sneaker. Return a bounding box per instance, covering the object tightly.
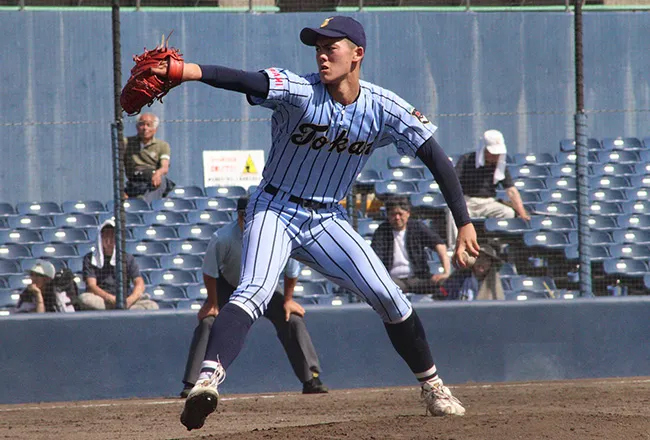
[421,380,466,416]
[180,364,226,431]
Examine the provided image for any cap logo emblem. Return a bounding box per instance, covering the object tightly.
[320,17,333,28]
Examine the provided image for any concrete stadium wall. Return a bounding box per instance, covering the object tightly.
[1,297,649,405]
[0,11,649,204]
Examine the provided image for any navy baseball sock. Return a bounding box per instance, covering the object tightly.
[201,303,254,372]
[384,310,439,383]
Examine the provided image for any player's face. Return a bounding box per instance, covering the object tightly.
[388,207,410,231]
[314,37,363,84]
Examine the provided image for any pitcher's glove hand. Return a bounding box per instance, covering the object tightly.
[120,33,184,115]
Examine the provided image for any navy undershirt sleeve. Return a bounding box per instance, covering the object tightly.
[416,137,472,227]
[198,64,269,99]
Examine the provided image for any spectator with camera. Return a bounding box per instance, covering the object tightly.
[124,112,175,203]
[15,260,76,313]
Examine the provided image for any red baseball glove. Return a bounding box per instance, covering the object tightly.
[120,34,184,115]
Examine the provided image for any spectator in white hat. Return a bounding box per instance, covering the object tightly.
[15,260,56,313]
[454,130,530,220]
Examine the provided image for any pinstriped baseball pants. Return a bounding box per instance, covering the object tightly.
[229,188,413,324]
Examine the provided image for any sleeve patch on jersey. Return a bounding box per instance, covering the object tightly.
[409,107,430,124]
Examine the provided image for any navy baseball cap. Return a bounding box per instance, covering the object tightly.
[300,16,366,49]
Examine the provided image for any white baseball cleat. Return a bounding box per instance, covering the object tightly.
[180,363,226,431]
[421,380,466,416]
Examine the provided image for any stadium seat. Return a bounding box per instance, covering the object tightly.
[53,213,99,228]
[589,176,632,190]
[148,269,197,286]
[41,228,90,244]
[75,242,95,257]
[151,198,196,212]
[62,200,107,215]
[410,193,446,210]
[298,266,327,282]
[177,224,219,241]
[168,239,209,255]
[0,243,32,259]
[387,155,426,169]
[595,150,641,164]
[505,290,551,301]
[194,197,238,212]
[603,258,648,277]
[589,202,623,217]
[169,186,205,199]
[558,138,601,152]
[549,164,576,177]
[159,254,203,271]
[508,276,556,295]
[175,300,203,311]
[31,243,78,259]
[509,164,551,179]
[15,201,62,216]
[545,177,576,191]
[142,211,188,226]
[531,202,578,217]
[513,178,547,192]
[601,137,643,150]
[0,288,20,308]
[374,181,420,197]
[589,230,615,245]
[417,180,441,194]
[64,257,84,273]
[356,218,382,237]
[293,280,329,297]
[523,231,574,249]
[0,229,43,245]
[134,255,161,272]
[617,214,650,230]
[555,151,599,165]
[590,189,627,203]
[484,217,532,235]
[7,215,55,230]
[131,225,179,242]
[590,163,637,177]
[119,199,152,213]
[149,285,188,302]
[0,203,16,217]
[613,229,650,244]
[499,262,518,278]
[185,283,207,301]
[608,244,650,260]
[204,185,247,199]
[564,245,611,262]
[0,260,21,276]
[587,215,619,231]
[625,187,650,201]
[355,169,384,185]
[247,185,258,196]
[186,210,232,226]
[643,274,650,290]
[509,153,557,166]
[540,189,576,204]
[386,168,428,182]
[125,241,170,256]
[6,274,32,289]
[530,216,575,231]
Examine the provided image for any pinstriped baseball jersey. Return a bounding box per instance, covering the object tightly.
[249,68,437,204]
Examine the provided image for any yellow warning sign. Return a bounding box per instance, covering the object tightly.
[243,155,257,174]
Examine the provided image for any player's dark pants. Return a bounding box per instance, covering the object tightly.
[182,277,321,386]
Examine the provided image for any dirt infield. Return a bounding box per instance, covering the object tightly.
[1,378,649,440]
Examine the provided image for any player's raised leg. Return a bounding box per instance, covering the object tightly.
[295,207,464,416]
[181,194,294,431]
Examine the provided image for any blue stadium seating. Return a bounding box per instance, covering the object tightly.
[590,188,627,203]
[205,185,247,199]
[75,242,95,257]
[558,138,601,152]
[549,164,576,177]
[629,175,650,189]
[555,151,599,165]
[142,211,188,226]
[0,229,43,245]
[484,218,532,235]
[608,244,650,260]
[540,189,576,204]
[588,230,615,245]
[387,155,426,169]
[601,137,643,150]
[31,243,79,259]
[186,210,232,226]
[159,254,203,271]
[169,186,205,199]
[603,258,648,277]
[125,241,170,256]
[617,214,650,230]
[298,266,327,282]
[5,274,32,289]
[587,215,619,231]
[591,163,637,176]
[505,290,551,301]
[523,231,575,249]
[625,188,650,202]
[355,169,384,185]
[410,193,446,210]
[374,181,420,197]
[175,300,203,311]
[151,198,196,212]
[168,239,209,255]
[42,228,90,244]
[589,202,624,217]
[596,150,641,164]
[120,199,152,213]
[417,180,440,194]
[509,152,557,166]
[0,287,20,307]
[15,201,62,216]
[0,203,16,217]
[194,197,238,212]
[507,276,556,296]
[149,285,188,303]
[177,224,219,241]
[0,260,21,276]
[589,175,632,190]
[185,284,207,301]
[0,243,32,259]
[8,215,55,230]
[564,245,611,262]
[385,168,429,182]
[530,216,575,231]
[134,255,161,272]
[65,257,84,273]
[53,213,99,228]
[513,178,547,192]
[62,200,107,215]
[293,280,329,297]
[510,164,551,179]
[131,225,179,242]
[148,269,197,286]
[613,229,650,244]
[356,218,382,237]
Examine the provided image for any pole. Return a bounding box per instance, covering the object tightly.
[574,0,592,297]
[112,0,127,308]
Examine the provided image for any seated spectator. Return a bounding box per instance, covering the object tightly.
[15,260,76,313]
[124,112,175,203]
[371,196,451,296]
[455,129,530,220]
[78,219,158,310]
[439,245,504,301]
